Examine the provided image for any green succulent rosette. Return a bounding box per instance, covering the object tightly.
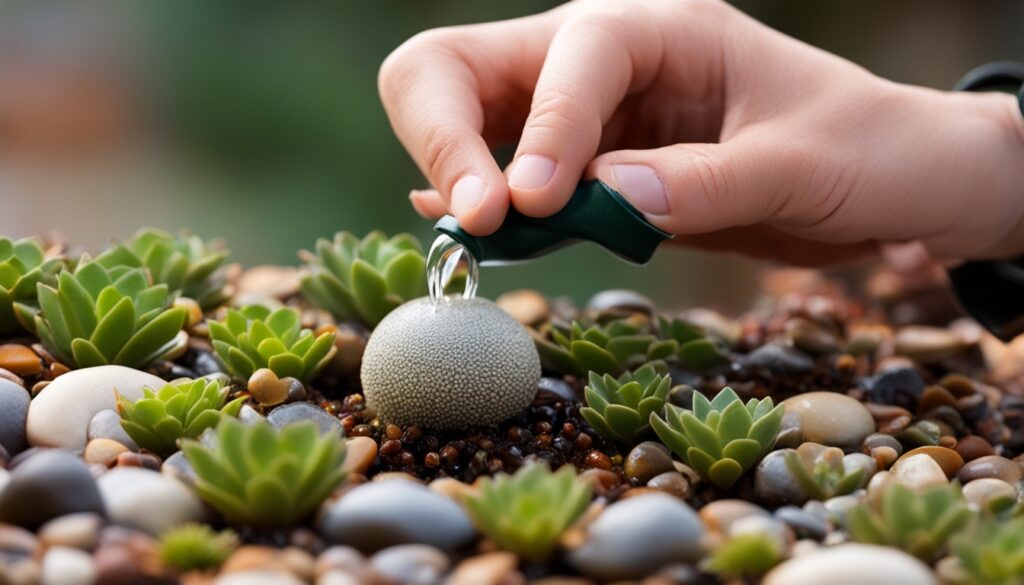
[659,316,731,374]
[952,516,1024,585]
[782,442,867,502]
[533,319,678,377]
[580,364,672,445]
[0,237,63,336]
[158,523,238,573]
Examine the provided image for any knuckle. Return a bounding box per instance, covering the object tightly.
[378,29,459,99]
[528,89,586,132]
[672,144,735,209]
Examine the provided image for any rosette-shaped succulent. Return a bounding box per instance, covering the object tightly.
[705,533,784,578]
[533,319,678,377]
[782,442,868,502]
[158,523,237,573]
[848,481,973,562]
[300,231,434,327]
[952,517,1024,585]
[182,418,347,528]
[581,364,672,445]
[0,236,63,335]
[463,462,592,562]
[650,387,784,489]
[97,228,232,311]
[209,306,336,383]
[116,378,244,457]
[659,316,731,374]
[34,259,188,369]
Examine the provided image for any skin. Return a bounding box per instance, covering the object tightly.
[378,0,1024,266]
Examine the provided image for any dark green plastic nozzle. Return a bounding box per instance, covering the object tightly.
[434,180,672,266]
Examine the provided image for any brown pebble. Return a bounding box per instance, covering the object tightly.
[342,437,378,476]
[221,545,291,574]
[918,385,958,414]
[583,450,611,470]
[447,551,522,585]
[430,477,477,501]
[624,442,675,484]
[424,452,440,468]
[954,436,995,462]
[0,344,42,376]
[385,424,402,440]
[380,439,401,457]
[115,452,161,471]
[247,369,291,407]
[495,289,549,326]
[579,469,620,497]
[84,439,129,467]
[574,433,593,451]
[350,425,372,438]
[958,455,1022,484]
[900,446,963,478]
[646,471,691,499]
[871,446,900,470]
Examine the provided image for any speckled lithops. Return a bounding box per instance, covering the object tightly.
[360,296,540,430]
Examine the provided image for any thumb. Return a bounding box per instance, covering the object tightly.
[588,139,791,236]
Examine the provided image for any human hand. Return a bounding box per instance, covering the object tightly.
[379,0,1024,265]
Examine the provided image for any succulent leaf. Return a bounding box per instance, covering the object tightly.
[0,236,63,336]
[781,443,868,503]
[651,387,783,489]
[581,365,673,445]
[182,417,347,528]
[952,516,1024,585]
[116,378,244,457]
[463,462,592,562]
[210,306,336,383]
[158,523,238,573]
[534,318,678,377]
[705,532,784,577]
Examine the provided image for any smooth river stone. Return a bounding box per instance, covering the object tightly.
[0,450,105,530]
[0,379,30,455]
[782,392,874,451]
[890,454,948,491]
[763,544,937,585]
[97,467,205,536]
[957,455,1022,485]
[568,493,704,581]
[26,366,166,451]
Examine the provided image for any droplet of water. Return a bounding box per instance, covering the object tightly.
[427,234,478,304]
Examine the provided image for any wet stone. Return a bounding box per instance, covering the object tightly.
[0,379,29,455]
[87,410,138,452]
[957,455,1022,484]
[624,441,675,484]
[782,392,875,451]
[746,344,815,376]
[862,367,926,410]
[534,377,577,405]
[268,402,343,437]
[369,544,450,585]
[0,450,105,530]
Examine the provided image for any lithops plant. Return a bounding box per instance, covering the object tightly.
[361,296,540,430]
[0,236,62,335]
[581,364,672,445]
[533,318,677,377]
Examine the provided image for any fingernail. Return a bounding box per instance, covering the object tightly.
[611,164,669,216]
[508,155,557,190]
[451,175,486,217]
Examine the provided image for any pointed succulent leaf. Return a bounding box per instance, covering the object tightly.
[211,306,335,383]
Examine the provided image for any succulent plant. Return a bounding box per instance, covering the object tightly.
[659,316,731,373]
[783,442,867,501]
[533,319,678,377]
[462,461,592,562]
[0,237,63,335]
[209,305,336,383]
[581,364,672,445]
[952,517,1024,585]
[116,378,245,457]
[705,532,784,578]
[301,231,440,327]
[97,228,232,311]
[650,387,784,489]
[847,481,974,562]
[182,417,347,528]
[34,259,188,369]
[158,523,238,573]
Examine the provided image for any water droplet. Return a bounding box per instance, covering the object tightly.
[427,234,478,304]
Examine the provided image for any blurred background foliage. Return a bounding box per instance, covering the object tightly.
[1,0,1021,310]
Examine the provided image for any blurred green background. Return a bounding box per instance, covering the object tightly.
[1,1,1021,310]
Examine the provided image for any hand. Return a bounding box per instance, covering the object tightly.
[378,0,1024,265]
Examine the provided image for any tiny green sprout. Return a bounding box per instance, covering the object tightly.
[650,387,784,489]
[783,442,867,502]
[301,231,458,327]
[462,461,592,562]
[182,417,347,528]
[116,378,244,458]
[533,318,678,377]
[158,523,237,573]
[581,364,672,445]
[34,258,188,369]
[97,228,232,311]
[847,481,974,562]
[0,236,63,336]
[952,516,1024,585]
[659,316,731,373]
[705,532,784,578]
[209,305,336,383]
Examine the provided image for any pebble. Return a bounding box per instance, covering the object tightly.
[317,480,476,554]
[746,344,815,375]
[496,289,550,326]
[568,493,704,582]
[862,433,903,456]
[624,442,675,484]
[446,552,519,585]
[239,404,266,425]
[429,478,477,502]
[953,435,995,462]
[862,368,926,410]
[535,377,577,404]
[699,500,770,535]
[160,451,196,488]
[823,494,862,526]
[0,449,105,530]
[0,344,42,376]
[38,513,103,551]
[754,449,807,506]
[41,546,95,585]
[97,467,205,536]
[646,471,691,499]
[86,410,138,451]
[215,571,306,585]
[586,289,655,315]
[267,402,344,436]
[342,436,378,475]
[26,366,166,451]
[775,506,829,541]
[763,543,938,585]
[894,325,965,364]
[890,454,948,491]
[786,318,841,354]
[222,545,292,573]
[236,265,301,300]
[0,523,39,558]
[315,546,368,579]
[83,439,129,467]
[899,447,962,478]
[91,527,160,585]
[0,379,30,455]
[957,455,1022,484]
[318,572,364,585]
[369,544,449,585]
[248,369,292,407]
[782,392,874,451]
[962,478,1017,509]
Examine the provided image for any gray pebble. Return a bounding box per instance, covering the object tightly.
[0,380,29,455]
[775,506,829,541]
[268,403,342,436]
[87,410,138,451]
[0,450,105,530]
[370,544,449,585]
[747,344,815,376]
